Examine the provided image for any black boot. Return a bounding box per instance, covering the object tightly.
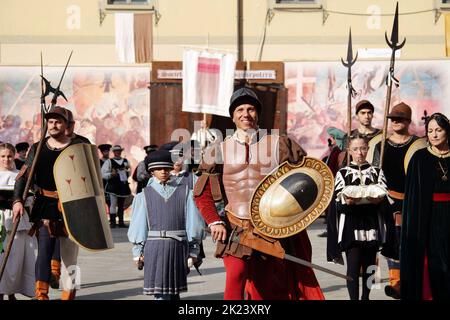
[109,214,117,228]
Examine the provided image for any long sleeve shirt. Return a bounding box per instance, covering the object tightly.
[127,175,205,260]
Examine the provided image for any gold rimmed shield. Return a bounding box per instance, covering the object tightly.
[250,157,334,239]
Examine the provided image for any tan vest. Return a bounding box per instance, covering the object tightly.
[221,134,279,220]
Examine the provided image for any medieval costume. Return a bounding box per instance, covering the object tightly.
[133,145,157,194]
[127,150,204,299]
[13,107,88,300]
[98,144,112,212]
[14,142,29,171]
[0,168,37,298]
[194,87,323,300]
[401,147,450,300]
[101,145,132,228]
[327,162,390,300]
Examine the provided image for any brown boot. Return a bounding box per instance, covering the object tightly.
[61,289,76,300]
[384,268,401,299]
[35,281,50,300]
[50,259,61,289]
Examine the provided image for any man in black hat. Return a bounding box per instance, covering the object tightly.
[98,144,112,168]
[98,143,112,209]
[339,100,382,167]
[132,144,158,194]
[101,145,131,228]
[12,106,89,300]
[14,142,29,170]
[372,102,418,299]
[194,87,323,300]
[352,100,381,139]
[127,149,205,300]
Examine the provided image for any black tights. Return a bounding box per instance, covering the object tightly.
[345,246,378,300]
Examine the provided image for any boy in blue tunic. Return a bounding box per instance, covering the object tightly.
[128,150,205,300]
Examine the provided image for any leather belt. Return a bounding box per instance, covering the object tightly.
[226,211,251,229]
[41,189,59,199]
[147,230,187,242]
[388,190,405,200]
[39,188,62,212]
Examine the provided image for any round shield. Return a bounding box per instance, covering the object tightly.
[404,137,427,173]
[366,133,382,165]
[250,157,334,239]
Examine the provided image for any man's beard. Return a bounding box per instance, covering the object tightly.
[49,129,65,139]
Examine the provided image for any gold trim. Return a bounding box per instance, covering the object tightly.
[249,157,334,239]
[404,137,427,173]
[427,146,450,158]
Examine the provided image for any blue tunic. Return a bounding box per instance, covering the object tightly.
[127,175,205,295]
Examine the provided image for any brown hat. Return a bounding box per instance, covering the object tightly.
[387,102,412,121]
[355,100,375,114]
[67,109,75,123]
[44,106,70,122]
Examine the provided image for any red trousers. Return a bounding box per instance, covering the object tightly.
[222,252,324,300]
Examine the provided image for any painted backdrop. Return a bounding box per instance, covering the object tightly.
[285,60,450,159]
[0,66,150,172]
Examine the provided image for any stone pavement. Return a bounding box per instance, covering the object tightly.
[16,218,391,300]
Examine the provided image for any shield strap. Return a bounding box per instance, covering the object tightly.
[226,212,285,259]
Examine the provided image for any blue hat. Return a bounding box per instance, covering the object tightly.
[327,127,346,150]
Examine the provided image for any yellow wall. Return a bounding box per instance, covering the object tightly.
[0,0,447,66]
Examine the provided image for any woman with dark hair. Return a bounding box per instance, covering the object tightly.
[328,134,390,300]
[401,112,450,300]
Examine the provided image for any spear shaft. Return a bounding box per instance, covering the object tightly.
[0,51,73,282]
[379,2,406,168]
[341,28,358,165]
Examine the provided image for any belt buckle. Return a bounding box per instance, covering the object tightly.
[160,230,166,238]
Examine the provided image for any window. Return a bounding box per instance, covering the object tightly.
[439,0,450,9]
[105,0,155,11]
[270,0,322,9]
[108,0,150,4]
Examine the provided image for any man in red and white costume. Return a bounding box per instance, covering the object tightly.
[194,87,324,300]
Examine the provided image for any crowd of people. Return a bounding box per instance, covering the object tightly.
[0,86,449,301]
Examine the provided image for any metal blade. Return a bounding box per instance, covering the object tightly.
[346,28,353,64]
[390,2,399,46]
[284,253,353,281]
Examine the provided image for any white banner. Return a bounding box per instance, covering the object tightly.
[182,49,236,117]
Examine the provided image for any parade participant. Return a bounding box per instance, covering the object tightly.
[372,102,418,299]
[98,144,112,169]
[127,149,205,300]
[351,100,381,139]
[14,142,29,170]
[328,134,390,300]
[194,87,324,300]
[101,145,132,228]
[339,100,381,167]
[98,144,112,205]
[66,109,91,144]
[318,128,344,238]
[133,144,157,194]
[0,143,36,300]
[12,106,87,300]
[401,113,450,300]
[169,142,206,273]
[48,109,93,291]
